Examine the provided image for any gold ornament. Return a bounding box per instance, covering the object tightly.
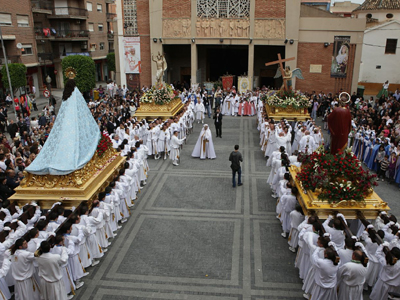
[65,67,77,79]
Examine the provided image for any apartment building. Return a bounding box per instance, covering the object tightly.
[0,0,116,96]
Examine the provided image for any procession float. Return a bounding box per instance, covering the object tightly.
[263,54,310,121]
[289,92,389,219]
[10,68,125,209]
[134,52,184,120]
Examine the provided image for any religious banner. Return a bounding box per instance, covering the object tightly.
[191,83,199,91]
[222,75,233,92]
[123,37,141,74]
[330,36,350,78]
[238,76,250,94]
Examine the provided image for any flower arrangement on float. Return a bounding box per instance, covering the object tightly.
[140,84,179,105]
[296,147,378,204]
[96,132,113,157]
[261,89,310,109]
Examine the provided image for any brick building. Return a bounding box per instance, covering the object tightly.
[114,0,365,93]
[0,0,116,96]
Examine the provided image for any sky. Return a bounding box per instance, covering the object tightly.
[332,0,364,3]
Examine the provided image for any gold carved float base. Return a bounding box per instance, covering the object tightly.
[135,97,184,121]
[265,104,310,121]
[289,166,390,219]
[9,148,126,209]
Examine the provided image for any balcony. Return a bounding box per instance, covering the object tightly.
[107,32,114,40]
[48,7,88,19]
[31,0,53,14]
[0,55,21,65]
[35,28,90,41]
[106,13,117,22]
[38,53,53,63]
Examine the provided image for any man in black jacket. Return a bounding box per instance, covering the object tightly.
[229,144,243,188]
[213,109,223,138]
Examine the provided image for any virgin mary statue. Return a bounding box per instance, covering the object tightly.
[26,68,101,175]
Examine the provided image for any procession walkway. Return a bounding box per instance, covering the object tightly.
[74,116,305,300]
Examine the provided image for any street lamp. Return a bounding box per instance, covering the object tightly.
[46,75,52,105]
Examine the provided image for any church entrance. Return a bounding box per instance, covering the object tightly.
[254,45,285,89]
[198,45,248,85]
[163,45,191,89]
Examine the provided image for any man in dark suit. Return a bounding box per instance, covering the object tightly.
[213,109,223,138]
[229,144,243,188]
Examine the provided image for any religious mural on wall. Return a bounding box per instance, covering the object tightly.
[330,36,351,78]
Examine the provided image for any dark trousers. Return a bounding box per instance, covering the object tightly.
[232,167,242,187]
[32,103,38,111]
[215,123,222,137]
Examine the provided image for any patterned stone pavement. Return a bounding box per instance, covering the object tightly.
[73,116,399,300]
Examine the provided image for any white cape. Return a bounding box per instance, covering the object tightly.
[191,125,216,159]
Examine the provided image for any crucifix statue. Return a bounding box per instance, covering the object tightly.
[265,53,303,91]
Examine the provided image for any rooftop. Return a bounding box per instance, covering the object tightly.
[353,0,400,12]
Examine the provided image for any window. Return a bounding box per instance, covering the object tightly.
[109,41,114,51]
[123,0,138,36]
[97,4,102,12]
[197,0,250,18]
[90,43,97,51]
[17,15,29,27]
[386,13,393,19]
[98,23,103,31]
[100,42,104,50]
[88,22,94,32]
[87,2,93,11]
[21,44,33,55]
[0,13,12,26]
[385,39,397,54]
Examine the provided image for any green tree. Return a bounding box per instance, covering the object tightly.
[106,52,115,72]
[61,55,96,93]
[1,63,27,94]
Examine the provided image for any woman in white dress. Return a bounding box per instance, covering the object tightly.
[191,124,216,160]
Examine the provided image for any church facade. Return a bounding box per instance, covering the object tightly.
[115,0,365,93]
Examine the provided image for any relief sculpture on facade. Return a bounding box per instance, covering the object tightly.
[254,19,285,39]
[197,18,250,38]
[163,18,191,37]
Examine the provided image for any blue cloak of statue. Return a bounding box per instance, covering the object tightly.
[26,86,100,175]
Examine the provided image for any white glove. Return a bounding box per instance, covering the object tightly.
[51,202,62,209]
[337,213,345,219]
[388,221,395,227]
[39,216,46,220]
[323,233,330,238]
[351,236,358,240]
[355,242,363,248]
[71,206,76,212]
[367,224,374,229]
[11,219,18,223]
[328,215,333,220]
[380,211,387,216]
[3,227,11,231]
[30,201,38,207]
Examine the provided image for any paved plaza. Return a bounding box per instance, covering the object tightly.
[73,116,400,300]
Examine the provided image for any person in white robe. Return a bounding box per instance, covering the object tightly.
[264,124,278,161]
[195,101,205,123]
[308,244,339,300]
[288,205,305,253]
[191,124,216,160]
[35,241,69,300]
[337,249,368,300]
[170,131,185,166]
[11,238,41,300]
[299,131,317,154]
[280,187,298,238]
[323,214,346,249]
[369,243,400,300]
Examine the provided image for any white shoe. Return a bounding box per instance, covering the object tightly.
[202,120,204,124]
[271,194,277,198]
[303,293,310,299]
[103,248,108,253]
[113,233,118,237]
[117,226,122,229]
[91,260,100,267]
[121,219,127,224]
[81,272,89,277]
[281,232,286,238]
[289,247,296,253]
[107,242,112,246]
[75,281,84,289]
[67,294,74,300]
[173,162,179,166]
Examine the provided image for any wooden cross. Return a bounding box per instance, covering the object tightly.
[265,53,295,92]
